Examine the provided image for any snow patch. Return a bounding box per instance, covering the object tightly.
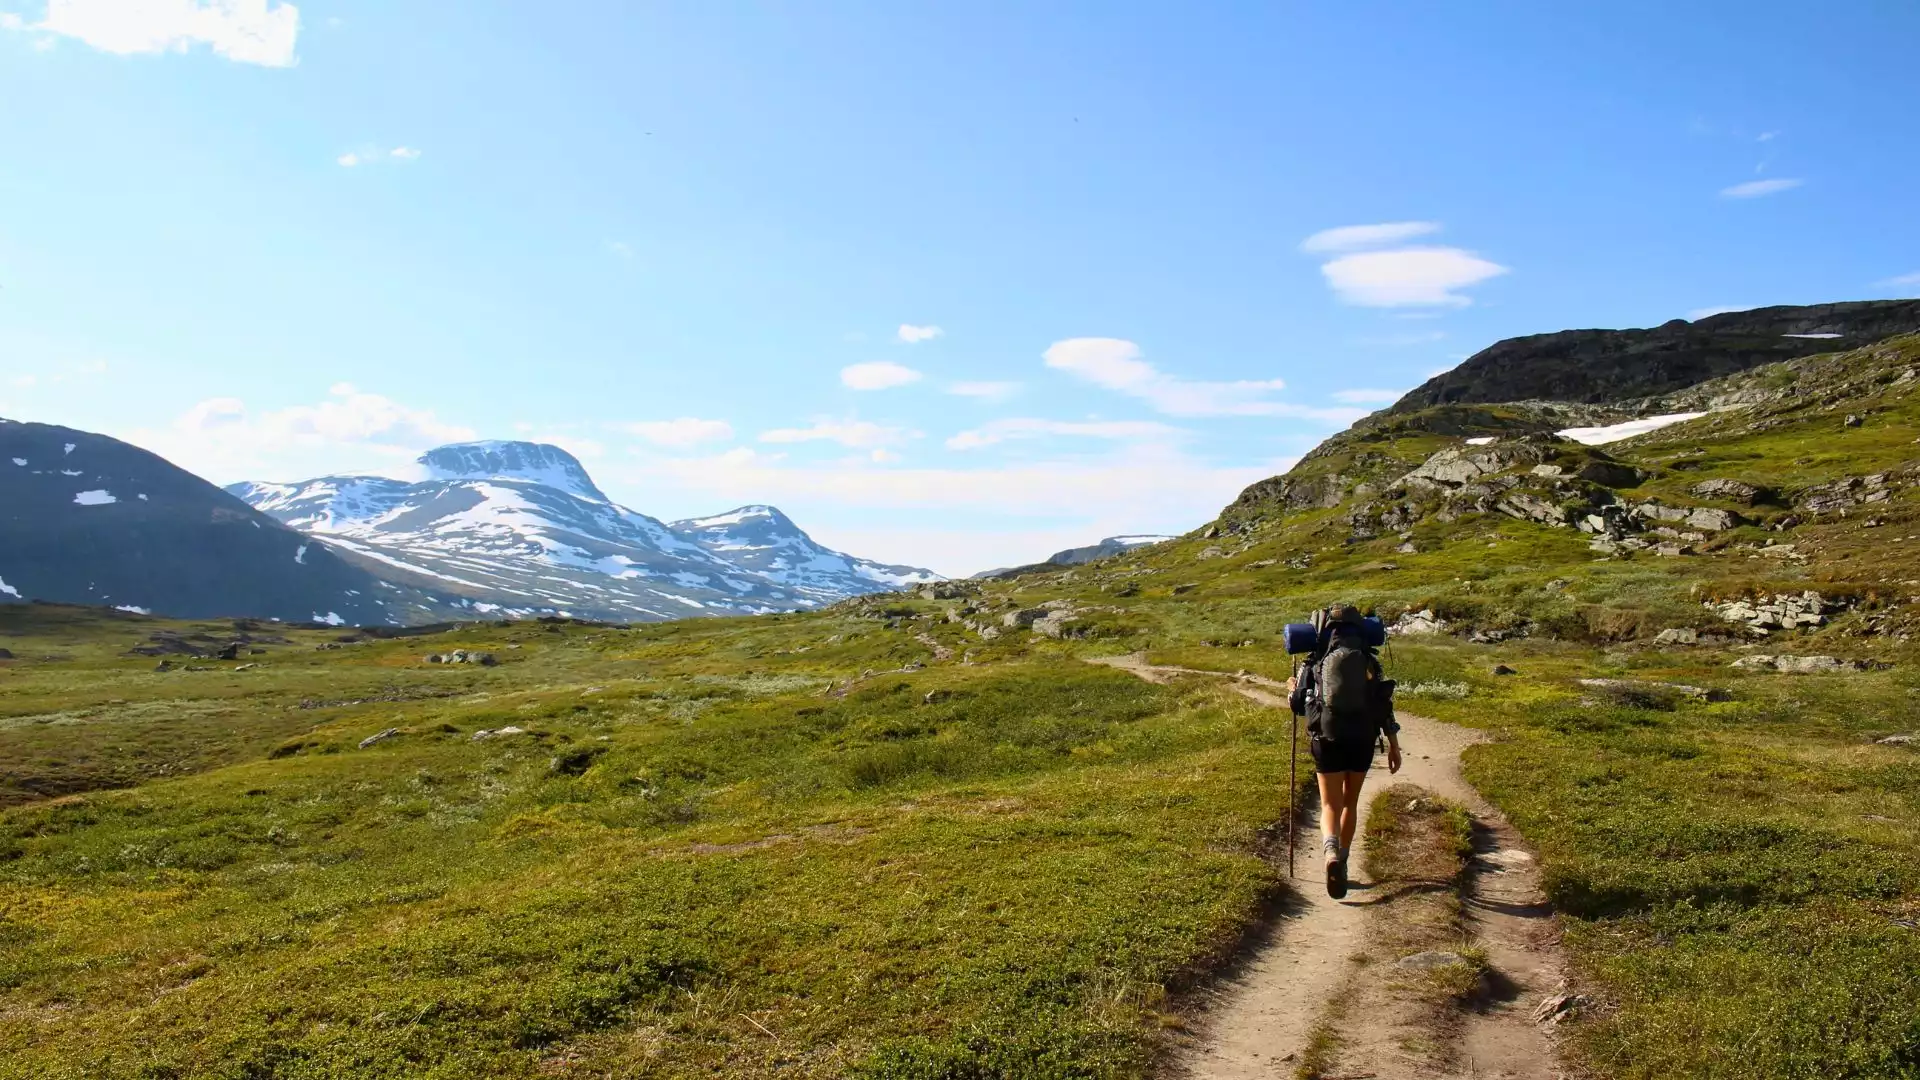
[60,470,83,476]
[72,489,117,506]
[138,494,149,501]
[63,443,75,455]
[1557,413,1706,446]
[10,458,24,467]
[0,576,19,599]
[1465,436,1497,446]
[115,605,151,615]
[295,544,309,565]
[312,612,347,626]
[1783,333,1842,339]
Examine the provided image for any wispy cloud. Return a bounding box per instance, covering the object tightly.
[620,418,734,449]
[1877,271,1920,289]
[945,418,1180,451]
[1757,130,1779,142]
[1299,221,1441,254]
[840,361,923,391]
[760,419,915,449]
[1720,178,1803,198]
[897,324,943,344]
[1319,247,1508,308]
[1330,388,1405,405]
[1043,338,1363,422]
[946,381,1021,402]
[337,146,422,168]
[6,0,302,66]
[603,239,634,260]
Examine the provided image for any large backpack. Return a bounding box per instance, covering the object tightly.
[1305,609,1394,746]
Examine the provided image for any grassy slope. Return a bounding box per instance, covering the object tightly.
[4,337,1920,1078]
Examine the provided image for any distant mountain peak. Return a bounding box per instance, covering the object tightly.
[417,441,605,502]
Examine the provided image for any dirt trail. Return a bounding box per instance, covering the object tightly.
[1090,654,1567,1080]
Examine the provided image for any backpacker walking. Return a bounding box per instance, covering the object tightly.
[1287,605,1401,899]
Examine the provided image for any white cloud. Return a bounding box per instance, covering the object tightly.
[1042,338,1363,422]
[1757,131,1779,142]
[840,361,923,391]
[1720,178,1803,198]
[1319,247,1509,308]
[0,12,22,28]
[337,145,420,168]
[21,0,301,67]
[620,417,734,449]
[759,419,914,449]
[604,239,634,260]
[126,383,475,483]
[945,417,1181,451]
[946,380,1021,402]
[1299,221,1441,254]
[1687,305,1753,321]
[1330,388,1405,405]
[608,443,1290,577]
[869,448,901,464]
[1878,271,1920,289]
[897,324,943,344]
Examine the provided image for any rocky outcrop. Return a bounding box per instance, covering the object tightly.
[1795,465,1920,514]
[1705,592,1842,633]
[1392,609,1451,636]
[1731,655,1891,674]
[425,649,496,666]
[1691,478,1771,506]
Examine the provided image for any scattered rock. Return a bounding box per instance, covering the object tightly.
[153,660,172,672]
[1845,414,1864,428]
[1196,545,1225,559]
[1392,609,1450,636]
[1654,628,1698,646]
[1706,591,1838,632]
[1248,559,1277,568]
[1172,582,1200,595]
[1731,655,1890,674]
[215,642,242,661]
[1532,988,1590,1026]
[1492,664,1518,676]
[1579,677,1731,703]
[923,690,953,705]
[232,663,256,672]
[358,728,401,749]
[425,649,498,666]
[471,726,528,741]
[1874,734,1916,746]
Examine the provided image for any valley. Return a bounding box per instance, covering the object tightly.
[4,325,1919,1078]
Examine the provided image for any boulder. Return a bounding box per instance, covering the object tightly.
[1876,734,1917,746]
[0,647,12,660]
[1577,460,1643,488]
[358,728,401,749]
[1002,608,1048,629]
[1392,609,1450,636]
[1690,478,1768,506]
[471,725,528,741]
[1685,507,1742,532]
[1492,664,1518,676]
[1653,628,1698,646]
[216,642,242,661]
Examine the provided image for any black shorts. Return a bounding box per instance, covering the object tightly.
[1310,735,1375,775]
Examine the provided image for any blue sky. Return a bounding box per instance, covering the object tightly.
[2,1,1917,575]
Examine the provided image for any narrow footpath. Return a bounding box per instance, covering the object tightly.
[1090,654,1570,1080]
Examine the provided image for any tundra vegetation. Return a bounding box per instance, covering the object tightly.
[5,338,1920,1078]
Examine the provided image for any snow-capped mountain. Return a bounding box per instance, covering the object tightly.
[231,441,939,622]
[0,417,456,624]
[669,505,940,604]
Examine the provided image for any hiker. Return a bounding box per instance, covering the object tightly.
[1287,606,1401,898]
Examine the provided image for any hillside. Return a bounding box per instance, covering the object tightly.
[3,336,1920,1078]
[0,418,454,625]
[1392,299,1920,410]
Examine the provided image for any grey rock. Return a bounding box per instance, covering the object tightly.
[1732,655,1888,674]
[1691,478,1768,506]
[1392,609,1450,636]
[1876,734,1917,746]
[1396,950,1470,971]
[1577,459,1643,488]
[359,727,401,749]
[1654,628,1698,646]
[471,725,528,740]
[1492,664,1518,676]
[1685,507,1742,532]
[1002,608,1049,629]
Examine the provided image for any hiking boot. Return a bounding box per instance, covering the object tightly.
[1327,856,1348,899]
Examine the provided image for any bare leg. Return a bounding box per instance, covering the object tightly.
[1316,772,1343,850]
[1338,771,1367,855]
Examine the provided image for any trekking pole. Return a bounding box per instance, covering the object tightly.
[1288,709,1298,879]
